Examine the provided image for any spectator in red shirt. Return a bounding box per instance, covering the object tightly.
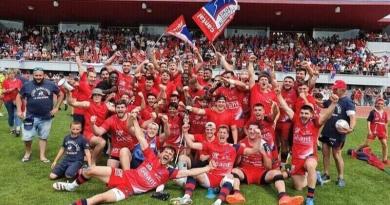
[2,68,23,135]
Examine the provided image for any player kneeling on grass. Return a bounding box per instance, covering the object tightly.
[227,123,304,205]
[50,121,91,180]
[356,98,389,165]
[276,87,339,205]
[52,112,216,205]
[170,124,261,205]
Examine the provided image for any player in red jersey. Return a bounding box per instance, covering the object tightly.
[105,51,134,97]
[67,88,114,166]
[53,112,216,205]
[245,103,280,169]
[178,122,218,171]
[295,83,318,114]
[293,62,318,92]
[73,47,97,129]
[160,102,184,149]
[277,87,339,205]
[275,76,297,168]
[356,98,389,164]
[185,95,238,143]
[171,125,260,205]
[187,96,209,135]
[215,71,248,121]
[91,100,138,168]
[227,123,304,205]
[248,55,279,115]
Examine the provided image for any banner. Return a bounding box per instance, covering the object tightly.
[192,0,238,42]
[166,15,195,48]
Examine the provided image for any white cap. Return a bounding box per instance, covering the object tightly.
[205,122,216,128]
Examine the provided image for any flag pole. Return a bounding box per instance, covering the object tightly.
[210,42,217,53]
[153,33,165,48]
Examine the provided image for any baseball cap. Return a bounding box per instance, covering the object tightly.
[33,67,44,71]
[91,88,105,96]
[332,80,347,90]
[205,122,216,129]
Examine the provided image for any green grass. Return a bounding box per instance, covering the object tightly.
[0,109,389,205]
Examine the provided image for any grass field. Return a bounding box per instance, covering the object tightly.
[0,109,389,205]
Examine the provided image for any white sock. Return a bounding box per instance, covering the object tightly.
[155,184,165,192]
[70,180,79,188]
[213,199,222,205]
[183,194,191,199]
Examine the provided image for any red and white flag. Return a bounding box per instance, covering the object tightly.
[166,15,195,48]
[192,0,239,42]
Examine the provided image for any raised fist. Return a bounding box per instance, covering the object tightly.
[90,115,97,124]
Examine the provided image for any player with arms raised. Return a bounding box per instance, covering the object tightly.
[277,87,339,205]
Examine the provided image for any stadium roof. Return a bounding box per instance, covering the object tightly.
[0,0,389,31]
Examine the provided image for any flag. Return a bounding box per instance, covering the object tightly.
[192,0,238,42]
[166,15,195,48]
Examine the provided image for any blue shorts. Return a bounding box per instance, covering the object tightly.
[22,117,53,141]
[52,160,83,178]
[319,135,345,149]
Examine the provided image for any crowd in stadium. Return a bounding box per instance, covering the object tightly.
[0,27,389,76]
[1,35,389,205]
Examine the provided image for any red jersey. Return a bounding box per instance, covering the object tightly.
[2,78,22,102]
[101,115,137,151]
[194,134,218,158]
[71,88,83,115]
[239,138,264,168]
[367,109,388,137]
[78,73,94,101]
[250,86,277,114]
[140,106,154,121]
[189,113,208,134]
[245,116,279,168]
[278,88,297,122]
[202,142,244,176]
[117,72,133,97]
[295,95,318,114]
[292,115,321,159]
[125,148,178,193]
[205,108,236,128]
[164,115,183,146]
[216,87,245,120]
[170,72,182,87]
[83,101,109,139]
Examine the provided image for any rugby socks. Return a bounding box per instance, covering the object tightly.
[307,187,315,198]
[184,177,197,197]
[72,198,87,205]
[278,192,287,200]
[74,170,90,186]
[218,182,233,201]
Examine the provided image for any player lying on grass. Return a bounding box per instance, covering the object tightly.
[52,112,216,205]
[226,123,304,205]
[276,87,339,205]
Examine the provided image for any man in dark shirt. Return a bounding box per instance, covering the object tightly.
[16,67,64,163]
[319,80,356,187]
